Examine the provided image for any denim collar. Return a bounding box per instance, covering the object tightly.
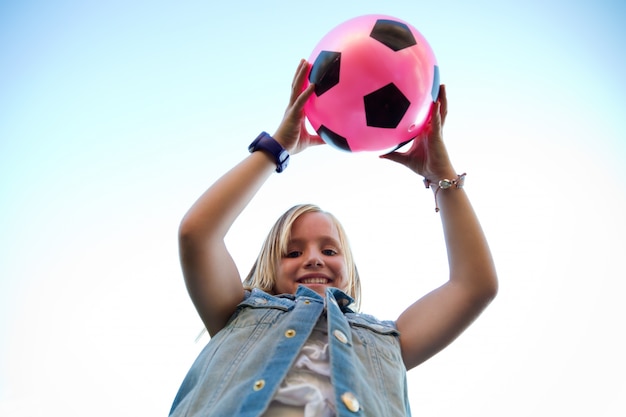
[247,286,355,314]
[294,285,355,313]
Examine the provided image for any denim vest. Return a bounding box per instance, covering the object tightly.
[169,286,411,416]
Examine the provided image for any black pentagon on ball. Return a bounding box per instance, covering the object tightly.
[309,51,341,96]
[369,19,417,51]
[317,125,351,152]
[364,83,410,128]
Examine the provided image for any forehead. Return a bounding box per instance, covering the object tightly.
[289,212,340,241]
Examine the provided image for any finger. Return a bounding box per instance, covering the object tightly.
[421,100,439,133]
[292,82,315,110]
[290,59,306,88]
[430,100,442,128]
[308,134,325,146]
[379,150,407,164]
[293,60,310,91]
[438,84,447,103]
[298,119,325,146]
[438,84,448,124]
[289,59,309,104]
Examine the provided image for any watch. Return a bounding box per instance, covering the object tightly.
[248,132,290,173]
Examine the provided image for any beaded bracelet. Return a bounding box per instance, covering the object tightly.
[423,173,467,212]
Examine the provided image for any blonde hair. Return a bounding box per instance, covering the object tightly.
[243,204,361,310]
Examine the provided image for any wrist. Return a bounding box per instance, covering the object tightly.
[423,172,463,188]
[270,132,290,152]
[422,168,457,188]
[423,172,467,212]
[248,132,290,173]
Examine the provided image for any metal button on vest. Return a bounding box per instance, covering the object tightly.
[285,329,296,338]
[253,379,265,391]
[333,329,348,344]
[341,392,360,412]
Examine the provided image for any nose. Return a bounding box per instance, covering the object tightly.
[304,252,324,268]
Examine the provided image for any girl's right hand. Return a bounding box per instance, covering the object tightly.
[273,59,324,154]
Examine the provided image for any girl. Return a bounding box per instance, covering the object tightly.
[169,59,498,416]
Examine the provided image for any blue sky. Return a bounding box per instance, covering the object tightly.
[1,0,625,416]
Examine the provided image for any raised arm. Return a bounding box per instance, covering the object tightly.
[381,85,498,370]
[178,59,322,336]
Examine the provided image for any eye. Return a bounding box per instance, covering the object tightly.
[322,249,338,256]
[285,251,301,258]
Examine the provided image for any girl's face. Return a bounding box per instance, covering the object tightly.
[274,212,348,297]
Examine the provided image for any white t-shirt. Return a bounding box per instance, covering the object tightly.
[262,316,335,417]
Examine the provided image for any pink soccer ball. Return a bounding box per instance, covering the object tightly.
[305,15,439,153]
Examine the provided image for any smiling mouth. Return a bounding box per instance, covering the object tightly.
[298,277,331,285]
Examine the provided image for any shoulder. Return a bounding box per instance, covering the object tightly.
[346,311,399,335]
[235,288,295,310]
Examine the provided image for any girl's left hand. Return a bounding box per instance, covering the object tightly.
[380,84,456,182]
[273,59,324,154]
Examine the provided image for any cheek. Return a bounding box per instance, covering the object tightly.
[278,259,296,276]
[275,261,295,287]
[333,260,350,284]
[272,276,292,296]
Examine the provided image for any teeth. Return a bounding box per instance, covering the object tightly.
[300,278,329,284]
